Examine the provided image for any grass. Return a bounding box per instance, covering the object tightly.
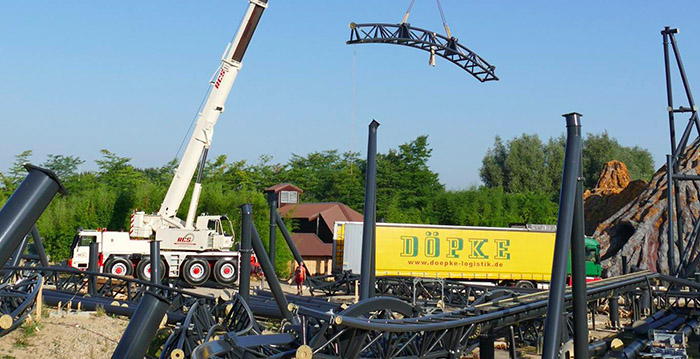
[94,305,106,317]
[13,319,42,348]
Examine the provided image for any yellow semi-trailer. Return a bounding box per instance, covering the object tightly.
[333,222,601,288]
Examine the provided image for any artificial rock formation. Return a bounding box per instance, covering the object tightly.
[593,145,700,276]
[583,161,647,236]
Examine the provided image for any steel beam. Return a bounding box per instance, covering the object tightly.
[359,120,379,300]
[542,113,583,359]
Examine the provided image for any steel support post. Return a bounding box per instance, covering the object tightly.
[30,226,49,267]
[479,334,495,359]
[251,225,298,325]
[570,153,589,359]
[667,154,676,274]
[239,204,253,302]
[641,288,651,316]
[112,291,169,359]
[8,234,29,268]
[542,113,583,359]
[273,211,305,265]
[88,241,99,296]
[609,295,620,329]
[0,164,64,268]
[150,240,160,286]
[267,191,278,270]
[359,120,380,300]
[508,326,517,359]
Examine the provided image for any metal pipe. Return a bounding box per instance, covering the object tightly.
[112,291,170,359]
[267,191,278,270]
[359,119,380,300]
[542,113,582,359]
[150,240,160,286]
[508,326,517,359]
[570,149,588,359]
[30,226,49,267]
[667,154,676,274]
[588,340,608,357]
[250,224,298,325]
[609,295,620,329]
[239,204,253,302]
[88,241,99,296]
[0,164,65,268]
[662,27,677,156]
[274,207,310,280]
[8,234,29,268]
[479,334,495,359]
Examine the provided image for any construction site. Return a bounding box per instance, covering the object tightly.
[2,1,700,358]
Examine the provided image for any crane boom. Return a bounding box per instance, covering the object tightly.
[158,0,268,221]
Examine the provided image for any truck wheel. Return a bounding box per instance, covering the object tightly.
[136,258,165,282]
[182,258,210,286]
[515,280,535,289]
[213,259,238,285]
[104,257,133,277]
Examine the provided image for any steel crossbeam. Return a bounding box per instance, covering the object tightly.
[347,23,498,82]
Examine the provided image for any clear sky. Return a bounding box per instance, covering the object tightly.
[2,1,700,189]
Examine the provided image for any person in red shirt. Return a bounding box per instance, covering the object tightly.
[294,261,307,295]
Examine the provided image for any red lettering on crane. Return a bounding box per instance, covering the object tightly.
[214,68,226,89]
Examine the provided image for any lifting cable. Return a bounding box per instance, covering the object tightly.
[435,0,451,38]
[401,0,452,39]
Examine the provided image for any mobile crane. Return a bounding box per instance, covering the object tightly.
[69,0,268,286]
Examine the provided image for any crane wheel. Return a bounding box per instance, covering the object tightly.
[213,258,238,286]
[104,257,133,277]
[182,258,211,286]
[136,258,166,282]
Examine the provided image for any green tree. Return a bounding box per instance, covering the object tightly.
[42,154,84,180]
[480,136,507,188]
[1,150,33,190]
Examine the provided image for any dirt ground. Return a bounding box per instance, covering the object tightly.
[0,310,129,359]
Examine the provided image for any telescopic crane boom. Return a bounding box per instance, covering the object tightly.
[159,0,268,229]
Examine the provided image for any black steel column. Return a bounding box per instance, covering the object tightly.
[667,154,676,274]
[150,240,160,286]
[479,334,495,359]
[273,211,307,269]
[508,326,517,359]
[609,295,620,329]
[88,241,99,296]
[112,291,169,359]
[239,204,253,302]
[251,225,298,325]
[570,149,588,359]
[542,113,583,359]
[267,191,278,270]
[0,164,65,268]
[662,27,677,156]
[359,120,380,300]
[30,226,49,267]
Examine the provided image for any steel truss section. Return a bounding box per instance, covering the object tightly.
[662,27,700,278]
[347,22,498,82]
[160,294,259,359]
[5,266,214,317]
[0,274,43,336]
[295,272,656,359]
[376,276,537,307]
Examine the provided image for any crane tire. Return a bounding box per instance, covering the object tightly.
[213,258,238,285]
[104,257,133,277]
[136,258,166,282]
[182,258,211,286]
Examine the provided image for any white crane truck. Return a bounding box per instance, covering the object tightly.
[69,0,268,286]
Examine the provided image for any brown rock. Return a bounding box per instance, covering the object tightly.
[583,161,646,236]
[593,143,700,276]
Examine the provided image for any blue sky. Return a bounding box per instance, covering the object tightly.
[2,1,700,189]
